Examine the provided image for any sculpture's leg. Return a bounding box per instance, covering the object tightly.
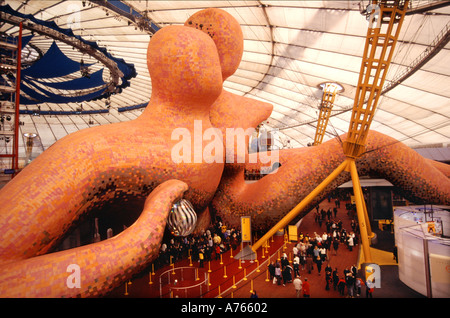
[0,179,187,298]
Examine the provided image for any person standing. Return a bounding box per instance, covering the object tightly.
[348,235,354,252]
[268,261,276,281]
[332,268,339,291]
[338,277,346,296]
[366,278,374,298]
[198,248,205,268]
[293,276,302,298]
[275,264,282,285]
[345,272,355,298]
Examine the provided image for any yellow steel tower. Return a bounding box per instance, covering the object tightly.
[313,83,342,146]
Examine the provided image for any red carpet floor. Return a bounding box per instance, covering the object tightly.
[106,199,359,298]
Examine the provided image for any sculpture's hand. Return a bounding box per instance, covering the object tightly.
[0,179,188,297]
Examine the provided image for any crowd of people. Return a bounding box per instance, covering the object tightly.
[154,217,242,271]
[266,236,374,298]
[265,201,375,298]
[151,194,376,298]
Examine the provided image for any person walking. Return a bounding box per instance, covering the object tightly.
[315,255,323,276]
[293,276,302,298]
[306,255,314,274]
[324,263,332,290]
[293,255,300,277]
[302,278,310,298]
[333,237,339,256]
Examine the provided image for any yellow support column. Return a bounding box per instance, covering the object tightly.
[348,159,372,263]
[358,183,373,239]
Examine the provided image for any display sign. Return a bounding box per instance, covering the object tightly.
[241,216,252,243]
[426,219,443,236]
[288,225,298,242]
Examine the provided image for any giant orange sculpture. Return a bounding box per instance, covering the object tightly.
[0,8,448,297]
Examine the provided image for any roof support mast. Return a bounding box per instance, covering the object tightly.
[312,83,341,146]
[252,1,409,265]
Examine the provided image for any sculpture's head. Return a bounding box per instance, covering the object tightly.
[185,8,244,81]
[147,25,223,108]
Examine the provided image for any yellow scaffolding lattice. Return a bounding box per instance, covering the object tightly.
[313,83,339,146]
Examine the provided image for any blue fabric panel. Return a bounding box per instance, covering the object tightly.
[21,35,33,49]
[2,4,137,104]
[26,69,105,90]
[109,1,131,14]
[20,78,107,104]
[21,41,88,78]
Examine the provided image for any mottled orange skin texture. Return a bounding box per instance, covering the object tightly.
[0,25,224,297]
[0,9,448,298]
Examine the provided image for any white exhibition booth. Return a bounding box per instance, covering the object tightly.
[394,206,450,298]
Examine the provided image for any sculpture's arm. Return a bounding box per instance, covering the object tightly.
[0,179,187,298]
[212,131,450,230]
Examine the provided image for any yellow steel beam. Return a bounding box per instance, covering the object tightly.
[348,159,373,263]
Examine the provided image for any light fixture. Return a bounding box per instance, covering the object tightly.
[23,132,37,165]
[318,82,344,94]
